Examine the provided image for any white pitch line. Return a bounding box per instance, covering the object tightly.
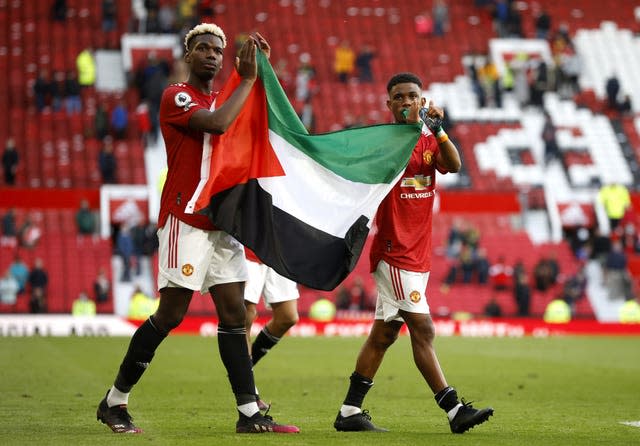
[619,421,640,428]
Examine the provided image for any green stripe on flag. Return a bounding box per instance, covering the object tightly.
[257,51,421,185]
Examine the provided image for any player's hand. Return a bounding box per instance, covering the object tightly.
[251,32,271,59]
[235,37,257,81]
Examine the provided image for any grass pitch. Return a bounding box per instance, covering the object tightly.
[1,334,639,445]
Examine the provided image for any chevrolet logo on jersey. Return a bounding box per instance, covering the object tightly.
[401,174,431,190]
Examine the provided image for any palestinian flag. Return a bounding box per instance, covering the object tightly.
[187,51,421,291]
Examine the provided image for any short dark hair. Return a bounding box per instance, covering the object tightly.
[386,72,423,93]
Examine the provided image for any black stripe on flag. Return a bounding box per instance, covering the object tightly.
[202,179,369,291]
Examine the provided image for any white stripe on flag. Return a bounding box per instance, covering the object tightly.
[259,130,403,238]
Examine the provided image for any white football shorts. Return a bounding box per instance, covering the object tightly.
[244,259,299,306]
[373,259,430,322]
[157,214,248,294]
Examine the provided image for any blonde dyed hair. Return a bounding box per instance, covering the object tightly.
[184,23,227,51]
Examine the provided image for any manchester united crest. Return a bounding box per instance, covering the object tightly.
[423,150,434,165]
[409,290,421,303]
[181,263,194,276]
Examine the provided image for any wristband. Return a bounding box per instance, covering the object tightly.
[436,129,448,144]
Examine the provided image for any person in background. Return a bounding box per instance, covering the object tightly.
[243,249,299,409]
[0,269,19,305]
[76,199,96,236]
[72,291,97,316]
[9,254,29,295]
[2,138,19,186]
[598,181,631,233]
[93,267,111,303]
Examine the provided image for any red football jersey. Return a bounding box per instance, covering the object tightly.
[369,132,448,273]
[158,83,217,230]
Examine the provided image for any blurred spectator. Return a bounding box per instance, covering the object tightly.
[505,1,523,38]
[116,224,136,282]
[530,60,549,107]
[598,181,631,232]
[76,47,96,89]
[618,94,632,115]
[348,277,373,311]
[558,46,581,98]
[176,0,198,30]
[568,226,591,261]
[541,111,560,165]
[50,71,65,112]
[621,221,640,254]
[295,53,317,102]
[605,73,620,110]
[102,0,117,32]
[1,208,17,247]
[534,9,551,39]
[93,267,111,303]
[76,199,96,236]
[198,0,216,22]
[158,3,177,33]
[94,104,110,140]
[483,295,503,317]
[355,44,376,83]
[590,227,612,265]
[543,297,571,323]
[492,0,510,37]
[135,51,170,141]
[478,56,501,108]
[2,138,19,185]
[9,254,29,295]
[51,0,67,22]
[63,70,82,115]
[135,101,153,145]
[489,255,513,291]
[0,269,19,305]
[445,218,465,259]
[432,0,449,36]
[533,254,560,292]
[475,247,491,284]
[562,267,587,311]
[513,268,531,317]
[603,240,632,300]
[273,58,293,96]
[298,97,316,133]
[334,40,355,83]
[72,291,96,316]
[619,296,640,323]
[33,69,52,112]
[18,213,42,249]
[28,258,48,313]
[414,11,433,38]
[128,286,158,320]
[131,0,148,33]
[98,137,117,184]
[30,287,47,313]
[110,99,129,139]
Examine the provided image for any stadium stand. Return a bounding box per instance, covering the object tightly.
[1,0,639,321]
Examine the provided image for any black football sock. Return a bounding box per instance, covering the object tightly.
[343,371,374,408]
[218,324,256,406]
[251,327,280,366]
[435,386,460,412]
[114,316,167,392]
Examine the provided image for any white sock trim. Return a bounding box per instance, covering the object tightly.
[447,403,463,421]
[238,402,260,417]
[340,405,361,418]
[107,386,129,407]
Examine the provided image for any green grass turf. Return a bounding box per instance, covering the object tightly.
[1,335,639,445]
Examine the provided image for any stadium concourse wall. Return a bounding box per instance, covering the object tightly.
[1,315,639,338]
